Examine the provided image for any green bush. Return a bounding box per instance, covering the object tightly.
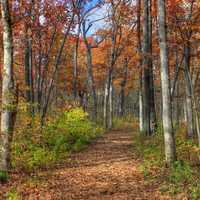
[169,160,192,184]
[133,126,200,200]
[12,107,104,171]
[12,141,56,171]
[0,170,8,183]
[189,183,200,200]
[44,108,103,151]
[26,147,56,169]
[6,189,22,200]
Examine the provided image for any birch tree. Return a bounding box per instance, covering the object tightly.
[157,0,176,163]
[0,0,15,179]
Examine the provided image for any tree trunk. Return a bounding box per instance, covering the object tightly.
[0,0,15,175]
[41,15,74,125]
[103,68,113,128]
[119,87,125,117]
[119,59,128,117]
[157,0,176,164]
[86,49,97,120]
[82,22,97,120]
[148,0,157,132]
[139,82,144,132]
[184,43,194,138]
[143,0,151,135]
[103,81,109,128]
[73,25,80,100]
[24,1,35,114]
[108,78,113,129]
[184,51,200,146]
[183,100,187,123]
[175,81,180,127]
[24,34,34,114]
[137,0,144,133]
[35,34,42,113]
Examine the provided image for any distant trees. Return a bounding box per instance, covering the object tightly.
[103,0,135,128]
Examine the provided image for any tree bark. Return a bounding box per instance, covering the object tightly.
[184,49,200,146]
[108,78,113,129]
[103,81,109,128]
[119,59,128,117]
[73,24,81,100]
[148,0,157,132]
[184,43,194,138]
[24,33,34,114]
[0,0,15,175]
[136,0,144,132]
[103,67,113,129]
[157,0,176,164]
[82,21,97,120]
[142,0,151,135]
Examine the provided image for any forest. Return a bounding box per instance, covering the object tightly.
[0,0,200,199]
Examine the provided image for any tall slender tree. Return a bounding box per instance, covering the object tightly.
[0,0,15,178]
[157,0,176,163]
[82,21,98,120]
[142,0,151,135]
[137,0,144,133]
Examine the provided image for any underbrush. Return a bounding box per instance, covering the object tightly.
[134,124,200,200]
[113,115,138,129]
[12,107,104,172]
[6,189,22,200]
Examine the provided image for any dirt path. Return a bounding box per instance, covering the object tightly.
[1,127,172,200]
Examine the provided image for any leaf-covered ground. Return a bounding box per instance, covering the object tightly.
[1,126,173,200]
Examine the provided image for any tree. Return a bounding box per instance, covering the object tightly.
[119,58,128,116]
[103,0,135,129]
[142,0,151,135]
[82,21,98,120]
[24,0,34,114]
[137,0,144,133]
[0,0,16,179]
[157,0,176,164]
[142,0,156,136]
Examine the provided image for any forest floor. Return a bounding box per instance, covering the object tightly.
[1,125,174,200]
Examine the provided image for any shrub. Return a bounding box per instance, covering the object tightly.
[133,126,200,200]
[0,171,8,183]
[12,107,104,171]
[44,108,103,151]
[6,189,22,200]
[168,160,192,184]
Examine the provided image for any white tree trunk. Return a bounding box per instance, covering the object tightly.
[184,60,200,146]
[183,101,187,123]
[108,80,113,129]
[136,0,144,133]
[139,88,144,132]
[157,0,176,164]
[184,44,194,137]
[0,0,15,173]
[103,81,108,128]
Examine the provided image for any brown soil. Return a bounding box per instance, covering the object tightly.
[0,127,172,200]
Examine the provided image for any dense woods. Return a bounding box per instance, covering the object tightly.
[0,0,200,199]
